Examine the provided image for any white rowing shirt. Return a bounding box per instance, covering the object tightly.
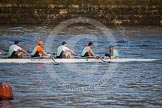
[8,45,22,57]
[62,46,69,52]
[12,45,22,51]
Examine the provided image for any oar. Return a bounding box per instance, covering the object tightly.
[3,49,9,52]
[50,55,59,65]
[98,57,106,62]
[95,55,111,63]
[0,49,8,55]
[40,54,59,65]
[79,55,108,63]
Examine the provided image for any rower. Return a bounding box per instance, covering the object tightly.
[8,41,29,58]
[105,45,119,59]
[81,42,97,57]
[31,41,48,58]
[56,41,76,58]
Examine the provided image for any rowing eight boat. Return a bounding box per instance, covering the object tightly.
[0,58,160,63]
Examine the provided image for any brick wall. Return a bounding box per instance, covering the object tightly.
[0,0,162,25]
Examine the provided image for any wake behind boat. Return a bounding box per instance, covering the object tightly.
[0,58,160,64]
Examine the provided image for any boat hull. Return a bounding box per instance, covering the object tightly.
[0,58,160,63]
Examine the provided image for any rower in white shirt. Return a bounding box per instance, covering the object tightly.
[8,41,30,58]
[56,41,77,58]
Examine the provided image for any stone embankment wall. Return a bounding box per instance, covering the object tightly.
[0,0,162,25]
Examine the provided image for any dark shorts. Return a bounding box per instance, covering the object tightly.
[56,51,66,58]
[81,52,89,57]
[105,53,118,58]
[105,53,111,57]
[32,51,40,58]
[9,51,19,58]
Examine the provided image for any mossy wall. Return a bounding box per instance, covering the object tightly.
[0,0,162,25]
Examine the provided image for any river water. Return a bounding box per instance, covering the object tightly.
[0,25,162,108]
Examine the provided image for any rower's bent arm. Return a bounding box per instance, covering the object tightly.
[89,49,96,56]
[21,49,30,56]
[69,50,77,55]
[42,50,48,56]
